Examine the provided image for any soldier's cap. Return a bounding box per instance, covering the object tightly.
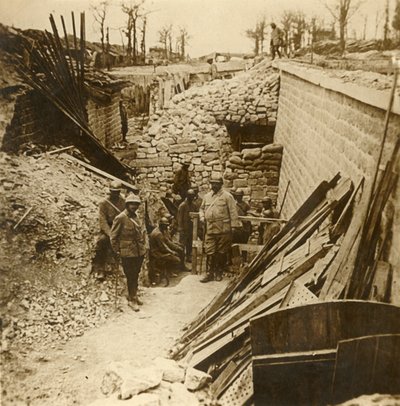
[262,196,272,203]
[187,189,195,196]
[109,180,123,192]
[182,159,191,166]
[233,188,244,196]
[125,194,141,204]
[159,217,170,226]
[209,176,223,184]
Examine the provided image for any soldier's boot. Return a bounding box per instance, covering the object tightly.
[128,301,139,312]
[214,253,223,281]
[200,255,215,283]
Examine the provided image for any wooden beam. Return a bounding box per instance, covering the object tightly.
[64,154,139,192]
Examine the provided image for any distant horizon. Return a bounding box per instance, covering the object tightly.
[0,0,394,58]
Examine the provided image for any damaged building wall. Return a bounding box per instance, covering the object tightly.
[2,88,124,152]
[274,62,400,218]
[2,89,75,152]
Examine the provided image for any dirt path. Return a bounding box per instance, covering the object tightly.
[3,275,226,406]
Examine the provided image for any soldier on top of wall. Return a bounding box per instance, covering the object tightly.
[92,180,125,281]
[199,176,241,282]
[172,159,191,200]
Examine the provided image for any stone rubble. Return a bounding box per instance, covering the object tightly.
[93,358,211,406]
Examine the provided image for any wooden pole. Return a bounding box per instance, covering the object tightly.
[13,207,33,230]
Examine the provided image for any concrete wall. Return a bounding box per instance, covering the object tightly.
[274,62,400,218]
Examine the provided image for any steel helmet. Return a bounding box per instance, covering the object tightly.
[109,180,123,192]
[159,217,170,226]
[187,189,195,196]
[125,194,141,204]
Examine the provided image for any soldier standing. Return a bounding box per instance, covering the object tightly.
[258,196,280,245]
[177,189,196,263]
[92,181,125,281]
[172,159,191,199]
[110,194,147,312]
[232,189,252,244]
[199,176,241,282]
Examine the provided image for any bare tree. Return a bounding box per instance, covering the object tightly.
[383,0,390,43]
[122,0,145,65]
[281,10,294,49]
[246,27,260,55]
[91,1,108,54]
[158,25,172,59]
[140,16,147,63]
[292,11,307,49]
[393,0,400,39]
[257,18,267,54]
[375,10,383,38]
[325,0,363,54]
[177,27,190,60]
[246,19,266,56]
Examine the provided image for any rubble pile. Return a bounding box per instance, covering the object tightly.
[89,358,213,406]
[225,143,283,201]
[0,151,120,353]
[130,60,279,195]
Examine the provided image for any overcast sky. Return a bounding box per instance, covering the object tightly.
[0,0,392,57]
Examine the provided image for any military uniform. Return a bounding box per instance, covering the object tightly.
[172,167,191,199]
[110,209,146,301]
[92,196,125,277]
[199,188,240,280]
[234,200,252,244]
[148,226,181,284]
[177,199,197,261]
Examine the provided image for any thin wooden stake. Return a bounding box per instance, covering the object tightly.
[13,207,33,230]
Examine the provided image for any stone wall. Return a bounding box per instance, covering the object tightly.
[86,93,122,148]
[274,62,400,218]
[129,61,280,201]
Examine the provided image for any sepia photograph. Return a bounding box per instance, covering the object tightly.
[0,0,399,405]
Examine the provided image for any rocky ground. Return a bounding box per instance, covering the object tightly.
[0,149,225,405]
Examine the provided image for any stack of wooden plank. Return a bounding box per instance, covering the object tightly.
[171,173,356,401]
[172,143,400,403]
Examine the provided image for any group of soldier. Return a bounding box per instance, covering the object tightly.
[92,160,279,311]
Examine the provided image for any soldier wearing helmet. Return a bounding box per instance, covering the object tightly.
[148,217,190,286]
[92,180,125,281]
[177,188,197,263]
[199,175,241,282]
[172,158,192,199]
[110,193,147,311]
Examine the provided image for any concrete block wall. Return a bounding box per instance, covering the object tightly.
[274,63,400,218]
[86,93,122,148]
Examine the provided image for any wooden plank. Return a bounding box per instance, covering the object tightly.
[65,154,139,192]
[331,334,400,404]
[250,301,400,357]
[128,157,172,168]
[280,281,319,308]
[391,264,400,306]
[252,352,335,406]
[369,261,392,302]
